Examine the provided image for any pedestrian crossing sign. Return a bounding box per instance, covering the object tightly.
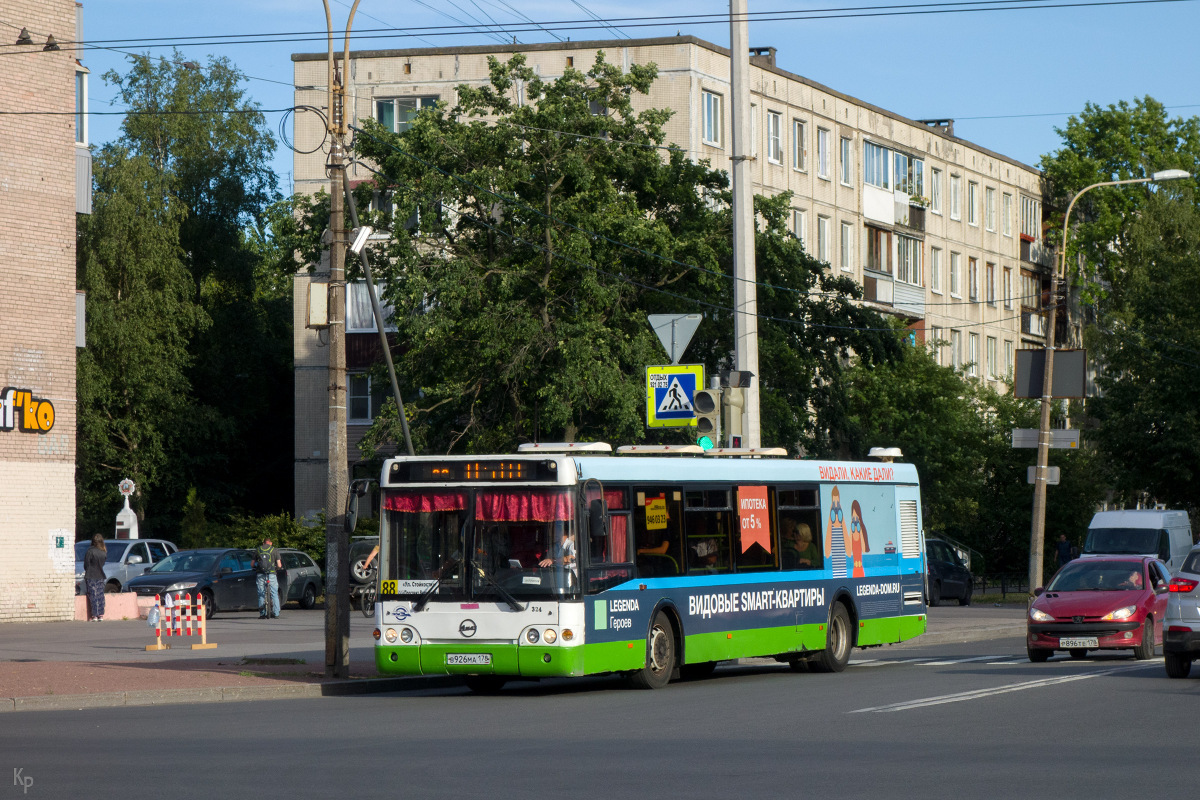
[646,364,705,428]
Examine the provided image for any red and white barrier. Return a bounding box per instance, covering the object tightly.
[145,592,217,651]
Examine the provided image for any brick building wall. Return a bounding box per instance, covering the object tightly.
[0,0,80,621]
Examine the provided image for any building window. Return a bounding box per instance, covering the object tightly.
[897,235,922,286]
[1003,266,1013,309]
[968,181,979,226]
[793,209,808,252]
[1002,192,1013,236]
[986,262,996,305]
[1005,340,1014,378]
[930,325,944,363]
[817,128,831,179]
[767,111,783,164]
[1021,269,1041,310]
[985,187,997,231]
[894,152,924,197]
[793,119,807,170]
[702,90,723,147]
[986,336,997,380]
[839,137,852,185]
[968,333,979,377]
[950,175,961,220]
[930,168,942,214]
[968,257,979,302]
[751,103,758,156]
[949,252,961,297]
[1021,195,1041,239]
[75,70,88,145]
[817,215,830,262]
[840,221,854,271]
[376,96,439,133]
[867,226,892,274]
[864,141,890,189]
[950,329,962,369]
[349,373,386,423]
[930,247,942,294]
[347,282,396,333]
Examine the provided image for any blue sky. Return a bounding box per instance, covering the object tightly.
[69,0,1200,196]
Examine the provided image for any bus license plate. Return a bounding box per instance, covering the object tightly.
[1059,637,1098,649]
[446,653,491,666]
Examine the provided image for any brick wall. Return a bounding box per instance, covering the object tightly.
[0,0,79,622]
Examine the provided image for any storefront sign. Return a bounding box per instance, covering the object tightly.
[0,387,55,433]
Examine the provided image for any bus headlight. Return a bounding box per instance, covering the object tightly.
[384,628,398,643]
[561,629,574,641]
[525,628,540,644]
[400,627,413,643]
[543,629,557,644]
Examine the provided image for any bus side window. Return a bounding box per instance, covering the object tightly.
[779,508,822,570]
[633,487,682,577]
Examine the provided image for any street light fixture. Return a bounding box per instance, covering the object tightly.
[1027,168,1191,600]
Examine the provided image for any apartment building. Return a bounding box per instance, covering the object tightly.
[0,1,87,621]
[289,35,1052,518]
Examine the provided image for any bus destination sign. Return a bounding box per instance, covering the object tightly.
[387,459,559,484]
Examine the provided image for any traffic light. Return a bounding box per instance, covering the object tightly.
[694,388,721,449]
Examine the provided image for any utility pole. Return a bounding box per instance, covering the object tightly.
[729,0,761,448]
[322,0,363,680]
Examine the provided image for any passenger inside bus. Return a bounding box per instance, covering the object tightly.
[782,520,819,568]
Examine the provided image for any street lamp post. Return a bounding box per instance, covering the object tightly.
[1027,168,1191,600]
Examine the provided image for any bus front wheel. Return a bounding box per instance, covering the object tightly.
[810,603,852,673]
[629,611,676,689]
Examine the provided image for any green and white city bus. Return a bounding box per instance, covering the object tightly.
[370,443,926,690]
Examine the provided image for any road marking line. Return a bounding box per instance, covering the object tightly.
[850,662,1153,713]
[920,656,1005,666]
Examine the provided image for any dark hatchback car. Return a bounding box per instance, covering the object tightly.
[925,538,973,606]
[126,548,260,619]
[278,548,323,609]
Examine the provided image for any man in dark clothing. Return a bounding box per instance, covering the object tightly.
[254,537,283,618]
[1055,534,1073,570]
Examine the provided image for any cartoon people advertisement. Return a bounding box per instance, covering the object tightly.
[823,485,875,579]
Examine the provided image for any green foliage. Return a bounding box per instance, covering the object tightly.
[195,512,327,567]
[76,147,206,535]
[352,52,896,455]
[78,53,294,536]
[1041,96,1200,516]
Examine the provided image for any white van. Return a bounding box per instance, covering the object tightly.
[1081,509,1194,573]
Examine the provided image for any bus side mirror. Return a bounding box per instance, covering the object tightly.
[588,498,607,540]
[345,491,360,534]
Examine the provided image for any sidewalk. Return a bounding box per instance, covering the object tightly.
[0,603,1026,712]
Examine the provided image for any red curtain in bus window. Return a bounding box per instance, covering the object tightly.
[476,490,572,522]
[382,491,467,513]
[604,490,628,560]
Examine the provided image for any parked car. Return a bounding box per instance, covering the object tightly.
[278,548,323,609]
[349,537,379,585]
[126,548,260,619]
[925,538,973,606]
[1027,555,1170,662]
[74,538,178,594]
[1163,544,1200,678]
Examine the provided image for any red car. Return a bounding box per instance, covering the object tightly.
[1027,556,1171,662]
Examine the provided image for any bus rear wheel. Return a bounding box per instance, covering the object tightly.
[810,603,852,673]
[629,611,676,689]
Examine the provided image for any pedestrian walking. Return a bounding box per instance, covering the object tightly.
[254,537,283,619]
[84,534,107,621]
[1056,534,1073,569]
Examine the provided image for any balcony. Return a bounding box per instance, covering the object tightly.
[893,281,925,317]
[1022,309,1047,338]
[1021,236,1053,267]
[863,269,894,305]
[894,201,926,232]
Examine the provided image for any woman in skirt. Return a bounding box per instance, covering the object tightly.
[84,534,107,621]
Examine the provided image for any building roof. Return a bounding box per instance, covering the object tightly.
[292,33,1041,176]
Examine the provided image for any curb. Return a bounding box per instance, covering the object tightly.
[0,675,464,714]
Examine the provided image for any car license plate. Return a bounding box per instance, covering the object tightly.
[1059,637,1098,649]
[446,653,491,666]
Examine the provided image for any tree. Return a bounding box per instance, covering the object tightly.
[92,53,291,525]
[352,53,898,455]
[1041,97,1200,513]
[76,148,206,535]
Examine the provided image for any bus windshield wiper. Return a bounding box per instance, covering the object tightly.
[413,554,461,612]
[474,566,525,612]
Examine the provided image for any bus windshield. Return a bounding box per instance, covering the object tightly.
[381,487,580,601]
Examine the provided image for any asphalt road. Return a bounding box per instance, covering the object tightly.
[4,634,1197,799]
